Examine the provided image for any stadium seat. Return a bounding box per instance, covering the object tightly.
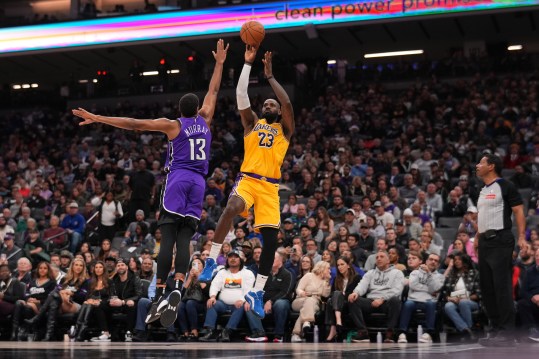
[437,217,462,228]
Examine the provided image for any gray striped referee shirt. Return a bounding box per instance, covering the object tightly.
[477,178,522,233]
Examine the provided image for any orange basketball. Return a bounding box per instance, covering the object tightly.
[240,20,265,47]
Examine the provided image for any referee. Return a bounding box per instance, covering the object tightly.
[475,153,526,347]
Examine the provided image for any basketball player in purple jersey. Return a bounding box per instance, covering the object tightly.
[72,39,229,327]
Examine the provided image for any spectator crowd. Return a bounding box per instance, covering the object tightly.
[0,64,539,344]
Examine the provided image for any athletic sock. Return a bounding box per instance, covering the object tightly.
[209,242,222,259]
[253,274,268,292]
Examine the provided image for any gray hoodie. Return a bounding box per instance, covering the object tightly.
[407,268,445,302]
[353,265,404,300]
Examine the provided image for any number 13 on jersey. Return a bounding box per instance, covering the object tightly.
[189,138,206,160]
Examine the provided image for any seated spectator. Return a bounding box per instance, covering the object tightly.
[397,253,444,343]
[123,209,150,239]
[364,238,388,271]
[325,256,361,342]
[42,216,67,251]
[178,257,209,342]
[388,247,406,272]
[442,253,480,341]
[139,257,154,281]
[517,248,539,342]
[0,213,15,242]
[284,244,302,279]
[306,217,324,247]
[13,257,32,285]
[305,239,321,265]
[403,250,423,279]
[321,249,337,283]
[458,206,478,239]
[96,239,112,262]
[61,202,86,253]
[290,204,309,230]
[121,222,155,253]
[59,250,73,273]
[24,228,50,266]
[374,201,395,228]
[316,207,334,239]
[296,255,314,284]
[327,195,347,224]
[230,227,249,251]
[0,231,23,271]
[128,256,141,276]
[419,230,442,256]
[447,230,478,263]
[247,246,261,275]
[11,261,56,341]
[347,233,367,268]
[216,242,232,266]
[25,258,89,341]
[290,261,331,342]
[442,190,467,218]
[0,263,25,332]
[241,241,254,266]
[348,251,404,343]
[73,261,112,341]
[199,250,255,342]
[205,194,222,223]
[94,257,141,342]
[281,194,298,216]
[422,221,443,248]
[245,251,293,343]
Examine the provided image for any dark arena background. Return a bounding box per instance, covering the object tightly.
[1,0,539,358]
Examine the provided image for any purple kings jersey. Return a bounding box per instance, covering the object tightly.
[164,115,211,176]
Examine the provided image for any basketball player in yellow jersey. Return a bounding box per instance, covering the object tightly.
[201,45,294,319]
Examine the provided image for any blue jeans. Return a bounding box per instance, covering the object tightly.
[203,300,244,330]
[135,298,175,333]
[178,300,205,333]
[69,232,82,253]
[444,300,479,332]
[245,299,290,336]
[398,300,437,331]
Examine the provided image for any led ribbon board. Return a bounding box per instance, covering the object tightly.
[0,0,538,55]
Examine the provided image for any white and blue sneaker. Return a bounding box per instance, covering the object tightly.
[199,258,217,281]
[245,290,265,319]
[160,290,182,328]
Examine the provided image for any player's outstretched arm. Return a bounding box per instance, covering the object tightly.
[236,44,258,134]
[262,51,294,140]
[72,108,179,140]
[200,39,229,126]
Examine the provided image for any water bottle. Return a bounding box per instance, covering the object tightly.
[417,325,423,342]
[376,331,382,344]
[313,325,319,343]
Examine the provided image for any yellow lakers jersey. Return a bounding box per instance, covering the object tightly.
[241,118,289,179]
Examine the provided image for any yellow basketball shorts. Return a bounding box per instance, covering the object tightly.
[231,173,280,228]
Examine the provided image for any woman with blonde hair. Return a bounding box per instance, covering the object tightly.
[290,260,331,342]
[25,258,89,341]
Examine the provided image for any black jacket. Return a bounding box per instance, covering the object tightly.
[264,266,294,303]
[0,277,26,304]
[111,270,142,303]
[331,274,361,298]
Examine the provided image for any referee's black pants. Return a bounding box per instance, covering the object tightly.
[478,229,515,333]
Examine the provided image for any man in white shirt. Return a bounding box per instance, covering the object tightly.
[199,250,255,342]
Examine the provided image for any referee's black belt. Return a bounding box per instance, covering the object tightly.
[242,172,279,184]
